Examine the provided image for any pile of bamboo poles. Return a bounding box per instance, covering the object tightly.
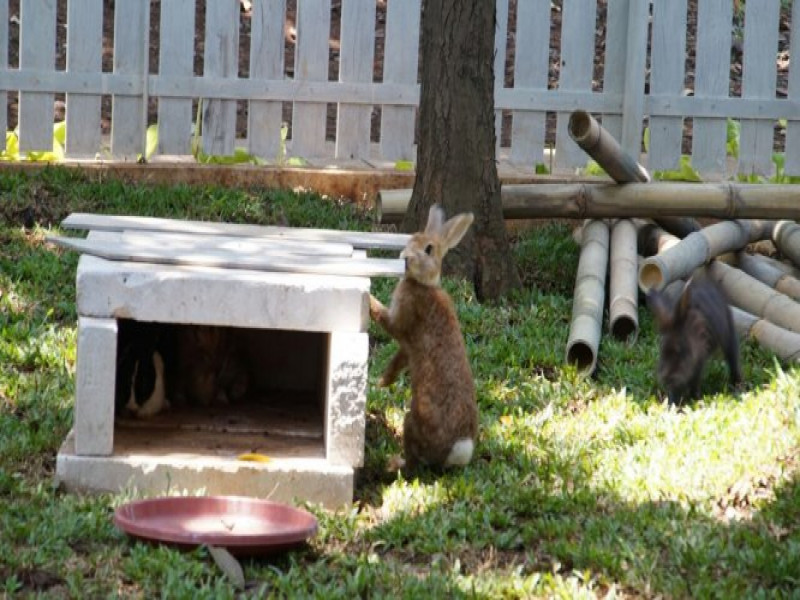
[375,110,800,374]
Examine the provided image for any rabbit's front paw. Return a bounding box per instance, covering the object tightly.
[369,294,385,321]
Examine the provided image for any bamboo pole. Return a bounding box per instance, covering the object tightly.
[772,220,800,267]
[706,260,800,334]
[376,183,800,223]
[609,219,639,342]
[634,219,680,256]
[731,252,800,302]
[567,110,700,237]
[566,220,609,375]
[638,220,774,292]
[731,306,800,362]
[567,110,651,183]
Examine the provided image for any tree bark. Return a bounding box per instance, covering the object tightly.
[403,0,520,301]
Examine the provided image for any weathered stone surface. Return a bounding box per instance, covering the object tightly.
[76,252,371,333]
[75,317,117,456]
[56,432,354,509]
[326,331,369,466]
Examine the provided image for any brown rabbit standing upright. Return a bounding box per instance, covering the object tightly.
[647,274,742,404]
[369,204,478,471]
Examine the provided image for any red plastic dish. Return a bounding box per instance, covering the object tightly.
[114,496,318,556]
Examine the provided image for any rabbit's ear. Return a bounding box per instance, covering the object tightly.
[424,204,446,235]
[647,290,674,329]
[441,213,474,251]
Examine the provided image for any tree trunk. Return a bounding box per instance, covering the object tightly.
[403,0,520,301]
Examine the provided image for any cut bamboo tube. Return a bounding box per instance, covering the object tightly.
[376,183,800,224]
[567,110,651,183]
[639,220,774,292]
[567,110,700,236]
[634,219,680,256]
[609,219,639,342]
[732,252,800,302]
[706,260,800,334]
[731,306,800,362]
[566,220,609,375]
[773,220,800,267]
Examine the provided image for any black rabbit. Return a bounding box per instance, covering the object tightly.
[647,276,742,404]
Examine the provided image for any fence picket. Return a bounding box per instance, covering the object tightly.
[18,0,56,152]
[0,0,6,152]
[111,1,148,159]
[335,0,376,160]
[157,0,195,155]
[249,0,287,160]
[691,0,733,178]
[554,0,598,169]
[379,0,420,162]
[509,0,550,166]
[601,0,629,142]
[66,0,103,158]
[201,1,239,156]
[738,0,780,176]
[292,0,331,159]
[785,0,800,174]
[495,0,509,152]
[648,0,687,172]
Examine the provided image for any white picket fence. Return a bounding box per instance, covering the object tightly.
[0,0,798,178]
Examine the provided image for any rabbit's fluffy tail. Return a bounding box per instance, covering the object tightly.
[445,438,474,466]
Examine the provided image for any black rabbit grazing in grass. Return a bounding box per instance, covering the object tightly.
[647,274,742,404]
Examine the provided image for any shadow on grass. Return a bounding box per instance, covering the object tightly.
[348,421,800,598]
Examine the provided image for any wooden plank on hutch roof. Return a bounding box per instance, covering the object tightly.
[554,0,597,169]
[335,0,376,160]
[47,235,406,278]
[691,0,733,178]
[248,0,287,160]
[60,213,411,251]
[65,0,103,158]
[648,0,687,171]
[600,0,629,142]
[494,0,509,154]
[292,0,331,159]
[18,0,56,152]
[111,1,148,159]
[157,0,195,155]
[379,0,420,162]
[738,0,780,177]
[509,0,550,166]
[0,0,7,151]
[202,1,239,156]
[785,0,800,174]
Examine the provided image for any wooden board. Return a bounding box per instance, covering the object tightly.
[202,1,240,156]
[18,0,56,152]
[248,0,287,160]
[61,212,410,251]
[292,0,331,159]
[379,0,420,161]
[691,0,733,177]
[157,0,195,155]
[738,0,780,176]
[65,0,103,158]
[510,0,551,166]
[111,1,148,159]
[648,0,688,171]
[335,0,376,160]
[116,230,355,257]
[554,0,598,169]
[48,235,405,278]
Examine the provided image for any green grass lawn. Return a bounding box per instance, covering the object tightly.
[0,167,798,598]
